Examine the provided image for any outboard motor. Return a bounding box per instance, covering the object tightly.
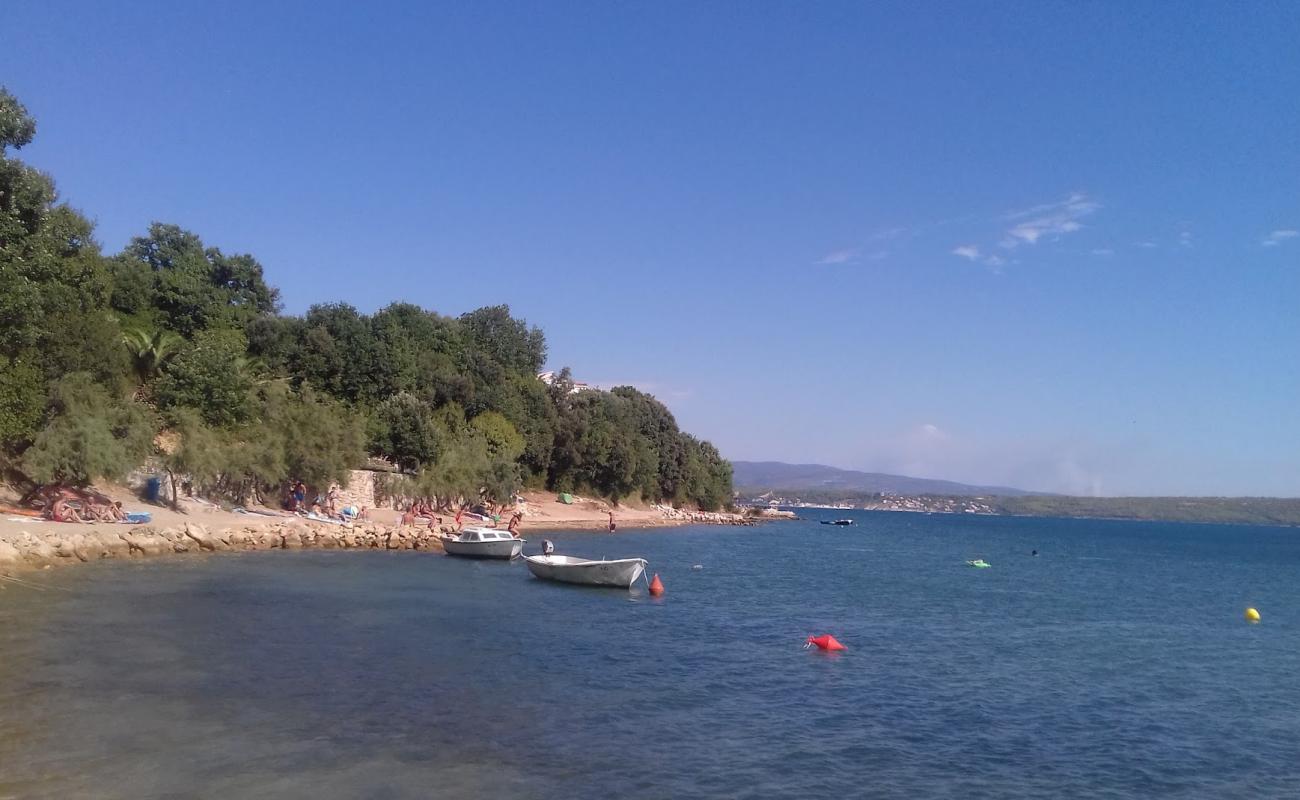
[541,539,555,556]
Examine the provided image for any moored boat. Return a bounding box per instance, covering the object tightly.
[440,526,524,559]
[523,554,648,588]
[821,519,854,526]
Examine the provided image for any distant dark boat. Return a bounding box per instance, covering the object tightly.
[821,519,854,526]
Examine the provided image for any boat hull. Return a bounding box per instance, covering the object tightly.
[442,537,524,559]
[524,555,647,588]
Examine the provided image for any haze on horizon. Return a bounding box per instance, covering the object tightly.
[3,2,1297,497]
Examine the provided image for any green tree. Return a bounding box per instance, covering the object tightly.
[20,373,156,486]
[115,223,279,336]
[294,303,379,402]
[370,392,446,472]
[155,329,254,426]
[471,411,525,462]
[0,357,43,449]
[459,304,547,376]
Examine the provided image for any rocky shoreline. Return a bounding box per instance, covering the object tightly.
[0,513,761,576]
[0,521,452,574]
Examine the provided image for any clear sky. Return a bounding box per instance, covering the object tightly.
[4,1,1298,496]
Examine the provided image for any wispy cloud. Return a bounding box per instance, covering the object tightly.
[817,248,859,265]
[1262,229,1298,247]
[1178,230,1193,248]
[952,244,1008,272]
[1000,193,1100,248]
[1135,240,1158,248]
[1091,248,1114,257]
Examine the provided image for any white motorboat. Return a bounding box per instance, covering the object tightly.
[440,526,524,560]
[523,554,648,588]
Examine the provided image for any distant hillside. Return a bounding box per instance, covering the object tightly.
[732,461,1041,497]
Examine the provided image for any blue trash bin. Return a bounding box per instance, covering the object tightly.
[145,476,162,502]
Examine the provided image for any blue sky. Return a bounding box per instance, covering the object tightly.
[4,1,1298,495]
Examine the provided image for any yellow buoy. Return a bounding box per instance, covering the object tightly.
[1245,607,1261,623]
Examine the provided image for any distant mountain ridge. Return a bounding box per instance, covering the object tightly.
[732,461,1042,497]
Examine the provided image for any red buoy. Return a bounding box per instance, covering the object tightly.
[807,634,846,651]
[648,573,665,596]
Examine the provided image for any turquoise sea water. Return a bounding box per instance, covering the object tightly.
[3,509,1300,798]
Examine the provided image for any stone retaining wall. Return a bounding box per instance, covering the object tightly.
[0,520,453,574]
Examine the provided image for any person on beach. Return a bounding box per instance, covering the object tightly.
[326,485,340,515]
[49,497,86,524]
[454,506,464,531]
[88,501,126,522]
[400,506,416,527]
[293,481,307,511]
[608,510,616,533]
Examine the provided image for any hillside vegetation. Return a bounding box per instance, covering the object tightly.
[0,88,732,510]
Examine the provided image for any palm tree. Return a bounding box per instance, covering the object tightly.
[122,327,183,396]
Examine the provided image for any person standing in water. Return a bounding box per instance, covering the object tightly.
[608,510,616,533]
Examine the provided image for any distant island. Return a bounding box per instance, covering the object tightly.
[735,462,1300,527]
[732,461,1043,497]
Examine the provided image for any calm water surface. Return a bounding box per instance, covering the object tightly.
[3,510,1299,799]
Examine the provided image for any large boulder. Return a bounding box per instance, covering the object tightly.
[77,530,130,560]
[183,522,218,552]
[119,528,169,557]
[0,540,24,571]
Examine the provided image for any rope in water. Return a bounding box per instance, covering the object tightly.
[0,574,67,592]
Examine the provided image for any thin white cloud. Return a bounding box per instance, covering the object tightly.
[818,248,859,265]
[918,423,949,441]
[1179,231,1193,248]
[1091,248,1114,257]
[983,254,1005,268]
[1262,229,1299,247]
[1135,240,1158,248]
[951,244,981,261]
[1000,193,1100,248]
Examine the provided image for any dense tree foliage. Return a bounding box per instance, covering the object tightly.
[0,88,733,508]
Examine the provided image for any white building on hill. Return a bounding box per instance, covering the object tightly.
[537,371,598,394]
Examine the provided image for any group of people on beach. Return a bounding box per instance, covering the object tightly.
[284,481,369,523]
[46,496,128,524]
[398,499,527,539]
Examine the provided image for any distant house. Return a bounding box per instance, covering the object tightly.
[537,371,598,394]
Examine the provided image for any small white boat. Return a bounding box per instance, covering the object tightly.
[440,527,524,560]
[524,554,648,588]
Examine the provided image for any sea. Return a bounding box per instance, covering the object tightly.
[2,509,1299,799]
